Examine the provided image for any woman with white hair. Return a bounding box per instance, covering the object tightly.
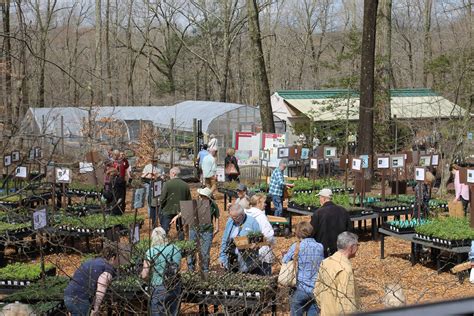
[141,227,182,316]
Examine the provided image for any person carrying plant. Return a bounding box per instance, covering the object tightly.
[268,159,294,217]
[246,193,275,275]
[310,188,351,257]
[314,232,360,316]
[141,157,164,228]
[159,167,191,240]
[282,222,324,316]
[64,244,118,316]
[219,203,261,273]
[170,187,219,273]
[141,227,182,316]
[413,171,435,219]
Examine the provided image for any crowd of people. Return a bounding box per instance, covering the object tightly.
[62,144,472,316]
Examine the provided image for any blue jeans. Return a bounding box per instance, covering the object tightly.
[64,296,91,316]
[150,285,181,316]
[188,229,213,273]
[290,289,319,316]
[272,195,283,217]
[159,213,184,240]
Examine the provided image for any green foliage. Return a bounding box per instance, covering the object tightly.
[68,182,101,193]
[53,213,143,230]
[4,277,68,302]
[372,201,409,208]
[0,222,30,234]
[181,271,274,292]
[0,262,54,280]
[290,177,344,192]
[415,217,474,240]
[110,275,143,293]
[291,193,320,208]
[388,218,430,229]
[173,240,197,252]
[32,301,62,314]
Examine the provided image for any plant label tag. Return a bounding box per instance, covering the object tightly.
[216,167,225,182]
[277,147,290,159]
[4,155,11,167]
[359,155,370,169]
[56,167,71,183]
[33,208,47,230]
[419,155,431,167]
[310,158,318,170]
[34,147,42,159]
[390,155,405,168]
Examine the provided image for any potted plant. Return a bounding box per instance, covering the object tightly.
[247,231,264,243]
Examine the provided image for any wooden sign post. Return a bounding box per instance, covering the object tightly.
[323,146,337,178]
[390,155,405,198]
[376,156,390,201]
[259,150,270,187]
[414,167,426,220]
[339,155,351,190]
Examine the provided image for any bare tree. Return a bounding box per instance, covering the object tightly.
[246,0,274,132]
[357,0,378,167]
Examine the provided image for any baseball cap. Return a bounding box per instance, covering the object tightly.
[317,188,333,198]
[236,184,247,192]
[197,187,213,199]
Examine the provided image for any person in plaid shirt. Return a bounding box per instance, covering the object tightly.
[268,160,293,217]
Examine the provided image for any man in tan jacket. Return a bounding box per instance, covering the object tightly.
[314,231,360,315]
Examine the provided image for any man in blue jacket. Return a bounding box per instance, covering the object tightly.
[219,203,261,273]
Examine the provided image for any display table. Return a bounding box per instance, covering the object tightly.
[378,228,471,282]
[286,207,379,240]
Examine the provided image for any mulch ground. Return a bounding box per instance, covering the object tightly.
[35,183,474,314]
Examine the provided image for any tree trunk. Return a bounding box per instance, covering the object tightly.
[246,0,275,133]
[14,0,28,120]
[126,0,134,105]
[357,0,379,168]
[105,0,113,105]
[423,0,433,87]
[2,0,13,128]
[94,0,103,106]
[374,0,392,152]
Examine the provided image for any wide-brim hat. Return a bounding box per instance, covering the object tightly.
[197,187,213,199]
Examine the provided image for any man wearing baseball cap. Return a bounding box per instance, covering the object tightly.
[311,188,351,257]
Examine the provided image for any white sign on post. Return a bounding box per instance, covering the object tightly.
[56,168,72,183]
[431,154,439,166]
[15,166,28,178]
[153,180,162,197]
[467,169,474,184]
[390,155,405,168]
[324,147,337,158]
[415,167,426,181]
[419,155,431,167]
[259,150,270,162]
[277,147,290,159]
[216,167,225,182]
[377,157,390,169]
[310,158,318,170]
[11,151,20,162]
[33,208,48,230]
[352,158,362,171]
[130,224,140,244]
[79,162,94,173]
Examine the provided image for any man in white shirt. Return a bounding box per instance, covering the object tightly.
[202,148,217,193]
